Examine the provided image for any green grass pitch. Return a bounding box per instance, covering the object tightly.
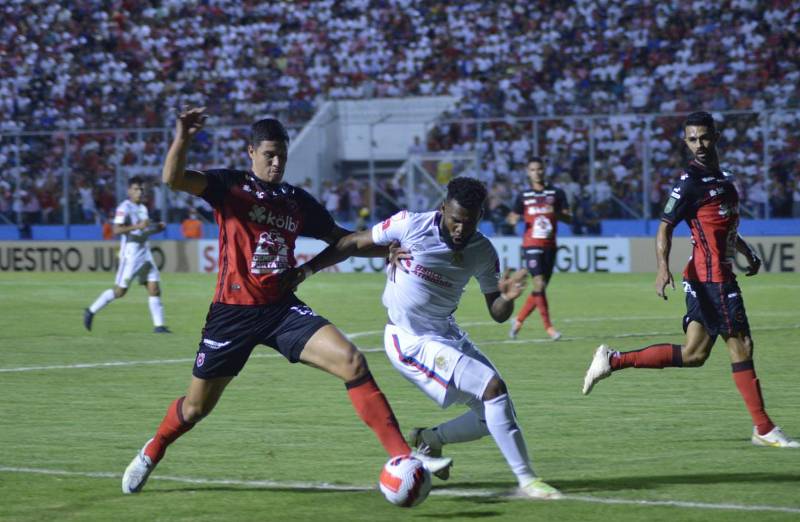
[0,271,798,521]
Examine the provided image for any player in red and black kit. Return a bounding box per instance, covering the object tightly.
[507,157,571,341]
[581,112,798,448]
[121,107,452,494]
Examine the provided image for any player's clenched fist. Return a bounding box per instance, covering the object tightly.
[176,106,207,138]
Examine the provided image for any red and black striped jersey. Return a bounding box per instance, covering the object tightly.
[200,169,334,305]
[661,161,740,283]
[512,185,567,248]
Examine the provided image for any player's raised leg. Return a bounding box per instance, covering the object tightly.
[582,321,711,395]
[122,376,232,493]
[84,286,126,331]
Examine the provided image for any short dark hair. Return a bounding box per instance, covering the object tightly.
[684,111,716,131]
[527,156,544,166]
[128,176,144,186]
[446,177,487,210]
[250,118,289,146]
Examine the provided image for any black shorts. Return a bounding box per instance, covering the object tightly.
[192,294,330,379]
[522,247,557,281]
[682,280,750,338]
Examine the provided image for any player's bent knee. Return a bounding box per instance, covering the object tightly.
[343,348,369,380]
[181,400,212,423]
[481,376,507,401]
[682,350,710,367]
[114,287,128,298]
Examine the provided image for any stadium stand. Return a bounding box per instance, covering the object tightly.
[1,1,798,228]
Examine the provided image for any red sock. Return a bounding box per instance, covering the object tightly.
[516,294,537,324]
[143,396,195,463]
[732,361,774,436]
[610,344,683,370]
[346,372,411,457]
[533,292,552,329]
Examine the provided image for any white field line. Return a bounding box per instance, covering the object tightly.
[1,322,798,374]
[1,465,798,514]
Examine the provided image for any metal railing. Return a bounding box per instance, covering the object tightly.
[1,109,797,236]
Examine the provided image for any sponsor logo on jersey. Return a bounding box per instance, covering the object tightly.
[527,205,554,214]
[382,218,392,230]
[435,355,450,372]
[664,197,677,213]
[411,264,453,288]
[248,205,298,232]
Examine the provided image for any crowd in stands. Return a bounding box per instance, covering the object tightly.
[1,0,799,230]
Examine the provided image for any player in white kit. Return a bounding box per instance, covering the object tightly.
[84,176,170,333]
[295,177,561,499]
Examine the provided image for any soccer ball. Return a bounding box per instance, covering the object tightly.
[378,455,432,507]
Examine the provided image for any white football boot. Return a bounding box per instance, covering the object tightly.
[582,344,613,395]
[751,426,800,448]
[509,320,521,340]
[408,427,451,480]
[122,438,157,494]
[545,326,562,341]
[517,478,563,500]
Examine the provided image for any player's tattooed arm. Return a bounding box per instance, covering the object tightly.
[735,235,761,276]
[485,268,528,322]
[163,107,209,196]
[655,220,675,300]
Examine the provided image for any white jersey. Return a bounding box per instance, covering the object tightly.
[114,199,151,256]
[371,210,500,336]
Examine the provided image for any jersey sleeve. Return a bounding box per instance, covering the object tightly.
[512,193,524,215]
[200,169,242,208]
[371,210,411,245]
[475,241,501,294]
[297,188,335,239]
[113,203,128,225]
[660,175,693,225]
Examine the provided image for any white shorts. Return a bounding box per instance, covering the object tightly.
[115,248,159,288]
[384,323,499,409]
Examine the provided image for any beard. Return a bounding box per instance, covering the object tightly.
[439,221,470,251]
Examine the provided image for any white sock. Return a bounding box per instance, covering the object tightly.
[148,296,164,327]
[484,393,536,486]
[89,289,115,314]
[434,409,490,446]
